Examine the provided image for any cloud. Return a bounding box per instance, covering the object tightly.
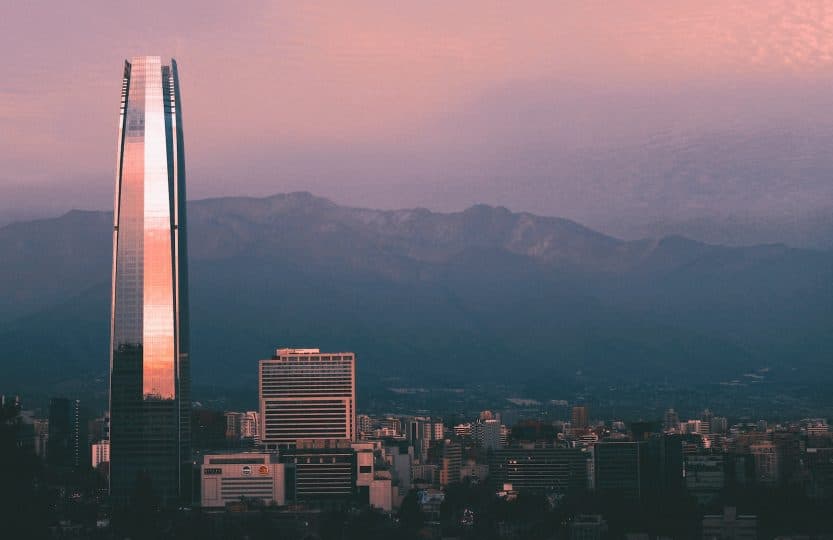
[1,0,832,230]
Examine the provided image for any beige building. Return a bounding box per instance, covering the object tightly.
[260,348,356,449]
[200,452,285,508]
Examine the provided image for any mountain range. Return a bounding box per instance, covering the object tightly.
[1,192,831,397]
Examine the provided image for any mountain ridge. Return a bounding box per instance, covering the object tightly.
[1,192,831,395]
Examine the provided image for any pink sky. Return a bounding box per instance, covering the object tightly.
[2,1,832,234]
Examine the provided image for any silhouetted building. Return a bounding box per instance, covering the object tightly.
[685,454,724,505]
[773,431,801,485]
[701,507,756,540]
[490,447,589,495]
[109,56,191,507]
[805,447,833,500]
[191,409,227,451]
[571,514,608,540]
[511,420,556,446]
[48,398,88,469]
[664,408,680,432]
[750,443,778,485]
[594,439,678,501]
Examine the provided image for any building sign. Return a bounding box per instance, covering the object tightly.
[204,468,222,475]
[242,465,252,476]
[258,465,269,475]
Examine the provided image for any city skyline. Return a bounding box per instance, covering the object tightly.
[2,4,833,537]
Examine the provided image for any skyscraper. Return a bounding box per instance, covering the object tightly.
[260,348,356,449]
[47,397,88,470]
[109,56,190,506]
[571,405,589,430]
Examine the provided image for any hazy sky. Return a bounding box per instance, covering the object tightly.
[2,1,832,235]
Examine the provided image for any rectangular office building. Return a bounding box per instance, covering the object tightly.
[489,447,589,495]
[260,348,356,449]
[280,440,356,503]
[201,453,285,508]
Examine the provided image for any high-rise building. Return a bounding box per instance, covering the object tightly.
[594,441,652,501]
[685,454,724,505]
[473,418,502,450]
[663,408,680,432]
[571,406,589,429]
[225,412,243,441]
[260,348,356,449]
[241,411,260,442]
[408,417,444,462]
[33,418,49,458]
[48,398,89,469]
[109,56,190,506]
[92,440,111,470]
[750,443,779,485]
[428,439,462,486]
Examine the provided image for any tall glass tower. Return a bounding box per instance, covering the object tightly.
[109,56,190,506]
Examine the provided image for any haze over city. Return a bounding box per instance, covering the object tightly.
[4,1,833,245]
[3,2,833,539]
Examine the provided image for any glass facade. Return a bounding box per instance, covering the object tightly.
[109,56,190,506]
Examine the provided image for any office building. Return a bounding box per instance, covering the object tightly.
[454,423,472,438]
[408,417,444,462]
[489,447,589,495]
[358,414,373,438]
[369,473,393,511]
[685,455,724,505]
[664,409,680,432]
[805,447,833,500]
[711,416,728,435]
[571,406,589,429]
[473,418,502,450]
[429,439,461,486]
[225,412,242,441]
[571,515,608,540]
[48,398,88,469]
[594,441,656,501]
[279,439,356,503]
[92,440,111,470]
[241,411,260,441]
[109,56,190,506]
[260,348,356,448]
[200,453,285,508]
[352,441,394,511]
[750,443,779,485]
[383,441,413,504]
[701,507,757,540]
[33,418,49,458]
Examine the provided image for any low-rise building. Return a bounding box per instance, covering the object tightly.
[201,452,286,508]
[702,507,756,540]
